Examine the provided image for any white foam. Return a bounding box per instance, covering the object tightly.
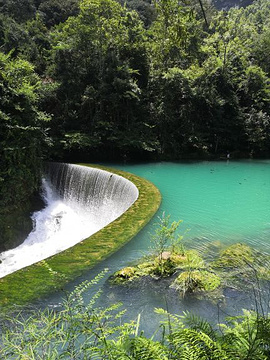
[0,179,100,278]
[0,164,138,279]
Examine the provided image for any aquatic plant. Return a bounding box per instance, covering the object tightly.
[170,270,221,297]
[150,212,183,276]
[112,215,214,292]
[2,271,270,360]
[112,248,207,284]
[212,243,255,269]
[211,243,270,291]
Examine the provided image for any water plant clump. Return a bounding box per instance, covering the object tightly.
[211,243,270,290]
[113,265,146,284]
[111,214,221,298]
[112,213,191,283]
[170,270,221,297]
[212,243,255,269]
[150,248,207,278]
[112,249,206,284]
[112,216,270,301]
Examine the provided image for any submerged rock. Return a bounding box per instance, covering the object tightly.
[212,243,254,268]
[113,267,138,283]
[111,249,206,283]
[111,242,270,302]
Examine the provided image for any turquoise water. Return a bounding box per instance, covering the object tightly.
[44,160,270,335]
[112,160,270,253]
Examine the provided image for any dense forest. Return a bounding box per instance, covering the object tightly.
[0,0,270,246]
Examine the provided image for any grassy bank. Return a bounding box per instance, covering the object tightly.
[0,164,161,308]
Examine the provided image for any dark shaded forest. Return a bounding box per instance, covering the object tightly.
[0,0,270,246]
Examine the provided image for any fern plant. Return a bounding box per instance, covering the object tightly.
[0,269,134,360]
[2,271,270,360]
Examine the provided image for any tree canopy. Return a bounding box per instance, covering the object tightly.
[1,0,270,214]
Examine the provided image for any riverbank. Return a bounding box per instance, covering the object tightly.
[0,164,161,308]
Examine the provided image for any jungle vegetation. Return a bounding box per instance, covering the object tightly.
[1,0,270,215]
[1,1,270,355]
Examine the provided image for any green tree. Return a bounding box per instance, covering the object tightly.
[0,0,36,23]
[37,0,79,28]
[49,0,154,160]
[122,0,157,28]
[148,0,204,72]
[148,67,197,157]
[0,15,29,56]
[0,52,50,210]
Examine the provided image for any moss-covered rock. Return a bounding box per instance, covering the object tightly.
[111,258,174,283]
[150,250,206,278]
[111,249,206,284]
[172,250,206,270]
[151,257,176,277]
[212,243,254,269]
[112,242,270,300]
[171,270,221,296]
[113,267,138,283]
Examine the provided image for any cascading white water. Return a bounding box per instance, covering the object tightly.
[0,163,139,278]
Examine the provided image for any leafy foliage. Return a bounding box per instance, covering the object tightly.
[1,0,270,267]
[0,52,50,210]
[171,269,221,295]
[1,0,270,164]
[2,270,270,359]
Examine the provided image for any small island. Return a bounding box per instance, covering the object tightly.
[112,215,270,302]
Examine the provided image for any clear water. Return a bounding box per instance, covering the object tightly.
[37,160,270,335]
[114,160,270,253]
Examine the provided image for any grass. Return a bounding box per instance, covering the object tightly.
[0,164,161,308]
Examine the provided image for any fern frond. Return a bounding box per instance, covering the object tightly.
[154,307,185,331]
[124,336,169,360]
[182,311,217,340]
[168,328,231,360]
[69,268,108,300]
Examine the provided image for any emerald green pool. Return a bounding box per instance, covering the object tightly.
[45,160,270,335]
[114,160,270,253]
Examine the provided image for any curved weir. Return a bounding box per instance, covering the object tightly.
[0,164,160,306]
[0,163,139,279]
[46,162,139,231]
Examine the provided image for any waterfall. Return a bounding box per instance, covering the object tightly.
[0,163,139,278]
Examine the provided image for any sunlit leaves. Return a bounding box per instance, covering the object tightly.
[0,52,51,209]
[148,0,204,71]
